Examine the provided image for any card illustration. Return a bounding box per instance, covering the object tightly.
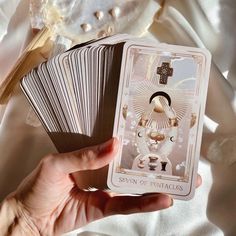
[112,45,207,185]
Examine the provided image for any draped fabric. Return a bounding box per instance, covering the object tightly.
[0,0,235,235]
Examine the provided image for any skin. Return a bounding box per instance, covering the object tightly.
[0,138,201,235]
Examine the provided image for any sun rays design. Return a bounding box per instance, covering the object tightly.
[131,80,194,129]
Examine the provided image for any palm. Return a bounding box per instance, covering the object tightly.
[52,190,110,233]
[13,139,172,235]
[16,166,104,234]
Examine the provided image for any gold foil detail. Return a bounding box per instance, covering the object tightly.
[122,105,128,119]
[149,132,165,142]
[138,115,148,127]
[169,117,178,127]
[190,113,197,128]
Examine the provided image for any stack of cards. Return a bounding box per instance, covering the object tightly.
[21,35,211,200]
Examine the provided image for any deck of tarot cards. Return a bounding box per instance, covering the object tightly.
[21,34,211,200]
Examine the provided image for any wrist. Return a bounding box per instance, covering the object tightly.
[0,196,40,236]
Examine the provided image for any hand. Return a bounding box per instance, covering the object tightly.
[3,138,175,235]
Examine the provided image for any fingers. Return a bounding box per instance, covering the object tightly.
[104,193,172,216]
[103,173,202,217]
[42,138,119,175]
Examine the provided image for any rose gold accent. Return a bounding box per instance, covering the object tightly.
[122,105,128,119]
[169,117,178,127]
[138,116,148,127]
[138,160,145,169]
[149,131,165,142]
[190,113,197,128]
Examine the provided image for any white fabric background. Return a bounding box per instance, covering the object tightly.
[0,0,235,235]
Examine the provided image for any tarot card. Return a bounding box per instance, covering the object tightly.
[107,42,211,200]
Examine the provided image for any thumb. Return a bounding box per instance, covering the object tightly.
[43,138,119,175]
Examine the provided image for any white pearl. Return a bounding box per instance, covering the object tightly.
[97,30,107,38]
[81,23,92,32]
[109,6,121,19]
[94,10,104,20]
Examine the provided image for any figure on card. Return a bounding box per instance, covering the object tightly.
[131,92,175,175]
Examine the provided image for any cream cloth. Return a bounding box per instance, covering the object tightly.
[0,0,236,235]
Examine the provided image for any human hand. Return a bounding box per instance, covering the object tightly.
[1,138,177,235]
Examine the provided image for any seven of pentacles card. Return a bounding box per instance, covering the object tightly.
[107,42,211,200]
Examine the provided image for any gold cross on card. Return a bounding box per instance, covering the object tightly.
[156,62,173,85]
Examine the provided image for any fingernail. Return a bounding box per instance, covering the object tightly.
[98,138,115,155]
[170,198,174,207]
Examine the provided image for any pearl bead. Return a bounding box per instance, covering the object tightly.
[109,6,121,19]
[97,30,107,38]
[81,23,92,32]
[94,10,104,20]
